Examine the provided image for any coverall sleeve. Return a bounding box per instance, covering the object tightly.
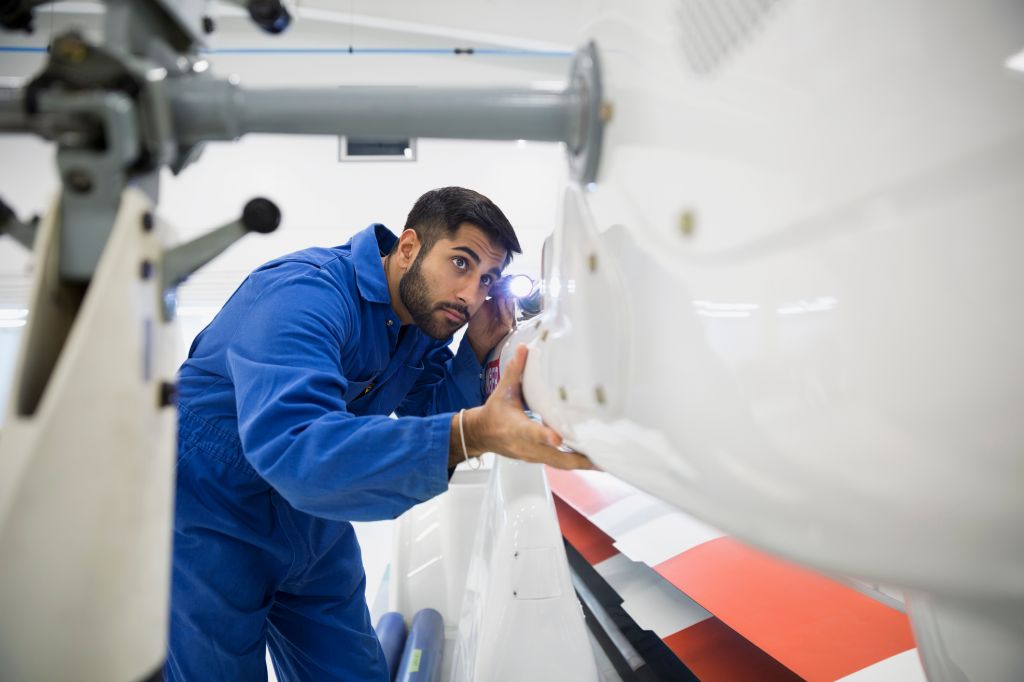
[395,340,484,418]
[224,267,450,522]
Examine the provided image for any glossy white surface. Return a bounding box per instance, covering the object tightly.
[518,1,1024,679]
[449,458,598,682]
[0,190,175,679]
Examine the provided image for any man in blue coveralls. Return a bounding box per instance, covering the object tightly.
[167,187,591,681]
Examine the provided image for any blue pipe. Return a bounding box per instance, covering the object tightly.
[375,612,408,682]
[396,608,445,682]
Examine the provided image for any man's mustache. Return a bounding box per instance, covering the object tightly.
[437,303,469,323]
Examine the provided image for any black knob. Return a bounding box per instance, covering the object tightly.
[248,0,291,34]
[241,198,281,234]
[159,381,178,408]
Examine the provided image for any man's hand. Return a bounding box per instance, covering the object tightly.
[465,280,516,364]
[451,345,594,471]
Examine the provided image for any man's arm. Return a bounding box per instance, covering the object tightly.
[225,267,452,522]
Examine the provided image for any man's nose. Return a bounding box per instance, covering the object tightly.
[456,282,483,310]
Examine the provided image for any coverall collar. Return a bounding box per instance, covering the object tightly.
[352,223,398,305]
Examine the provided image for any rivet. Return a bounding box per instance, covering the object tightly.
[386,319,393,327]
[587,253,598,272]
[540,329,549,342]
[679,210,696,237]
[558,386,567,402]
[141,212,154,232]
[140,260,154,280]
[599,101,614,123]
[595,386,606,405]
[54,35,88,63]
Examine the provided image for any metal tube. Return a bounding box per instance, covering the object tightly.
[0,87,28,133]
[171,80,579,148]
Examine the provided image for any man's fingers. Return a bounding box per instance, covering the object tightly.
[541,449,594,471]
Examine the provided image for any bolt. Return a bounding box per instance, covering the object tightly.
[587,253,598,273]
[595,386,606,405]
[141,212,154,232]
[65,168,93,194]
[599,101,614,123]
[559,386,568,402]
[140,259,154,280]
[159,381,178,408]
[679,209,696,237]
[53,34,88,63]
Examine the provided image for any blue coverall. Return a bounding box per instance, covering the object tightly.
[166,224,483,681]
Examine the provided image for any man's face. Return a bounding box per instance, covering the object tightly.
[399,223,507,340]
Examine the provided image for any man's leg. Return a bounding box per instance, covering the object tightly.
[264,523,388,682]
[166,451,287,681]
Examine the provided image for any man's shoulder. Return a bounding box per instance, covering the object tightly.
[255,245,349,273]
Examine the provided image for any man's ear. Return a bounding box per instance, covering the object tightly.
[396,229,421,270]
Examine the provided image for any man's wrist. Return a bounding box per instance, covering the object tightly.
[448,407,487,468]
[466,333,490,365]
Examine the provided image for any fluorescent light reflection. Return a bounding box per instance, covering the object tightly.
[1006,47,1024,73]
[0,309,28,328]
[413,522,440,544]
[692,301,758,319]
[406,555,442,579]
[777,296,838,315]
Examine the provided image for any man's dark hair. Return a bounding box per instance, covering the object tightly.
[401,187,521,266]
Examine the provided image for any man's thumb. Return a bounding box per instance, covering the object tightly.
[499,344,528,389]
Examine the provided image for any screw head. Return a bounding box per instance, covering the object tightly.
[141,212,154,232]
[599,101,614,123]
[202,16,216,34]
[595,386,606,405]
[140,259,154,280]
[559,386,568,402]
[65,168,93,194]
[587,253,598,273]
[679,210,697,237]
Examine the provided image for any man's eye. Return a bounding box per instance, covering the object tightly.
[481,275,493,288]
[452,256,467,269]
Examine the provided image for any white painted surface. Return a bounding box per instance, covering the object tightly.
[450,458,598,682]
[0,190,175,680]
[612,512,724,567]
[836,650,927,682]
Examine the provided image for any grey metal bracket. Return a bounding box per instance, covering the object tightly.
[0,197,38,250]
[160,197,280,321]
[43,89,140,283]
[566,43,606,186]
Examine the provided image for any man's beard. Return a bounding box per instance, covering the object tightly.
[399,255,468,340]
